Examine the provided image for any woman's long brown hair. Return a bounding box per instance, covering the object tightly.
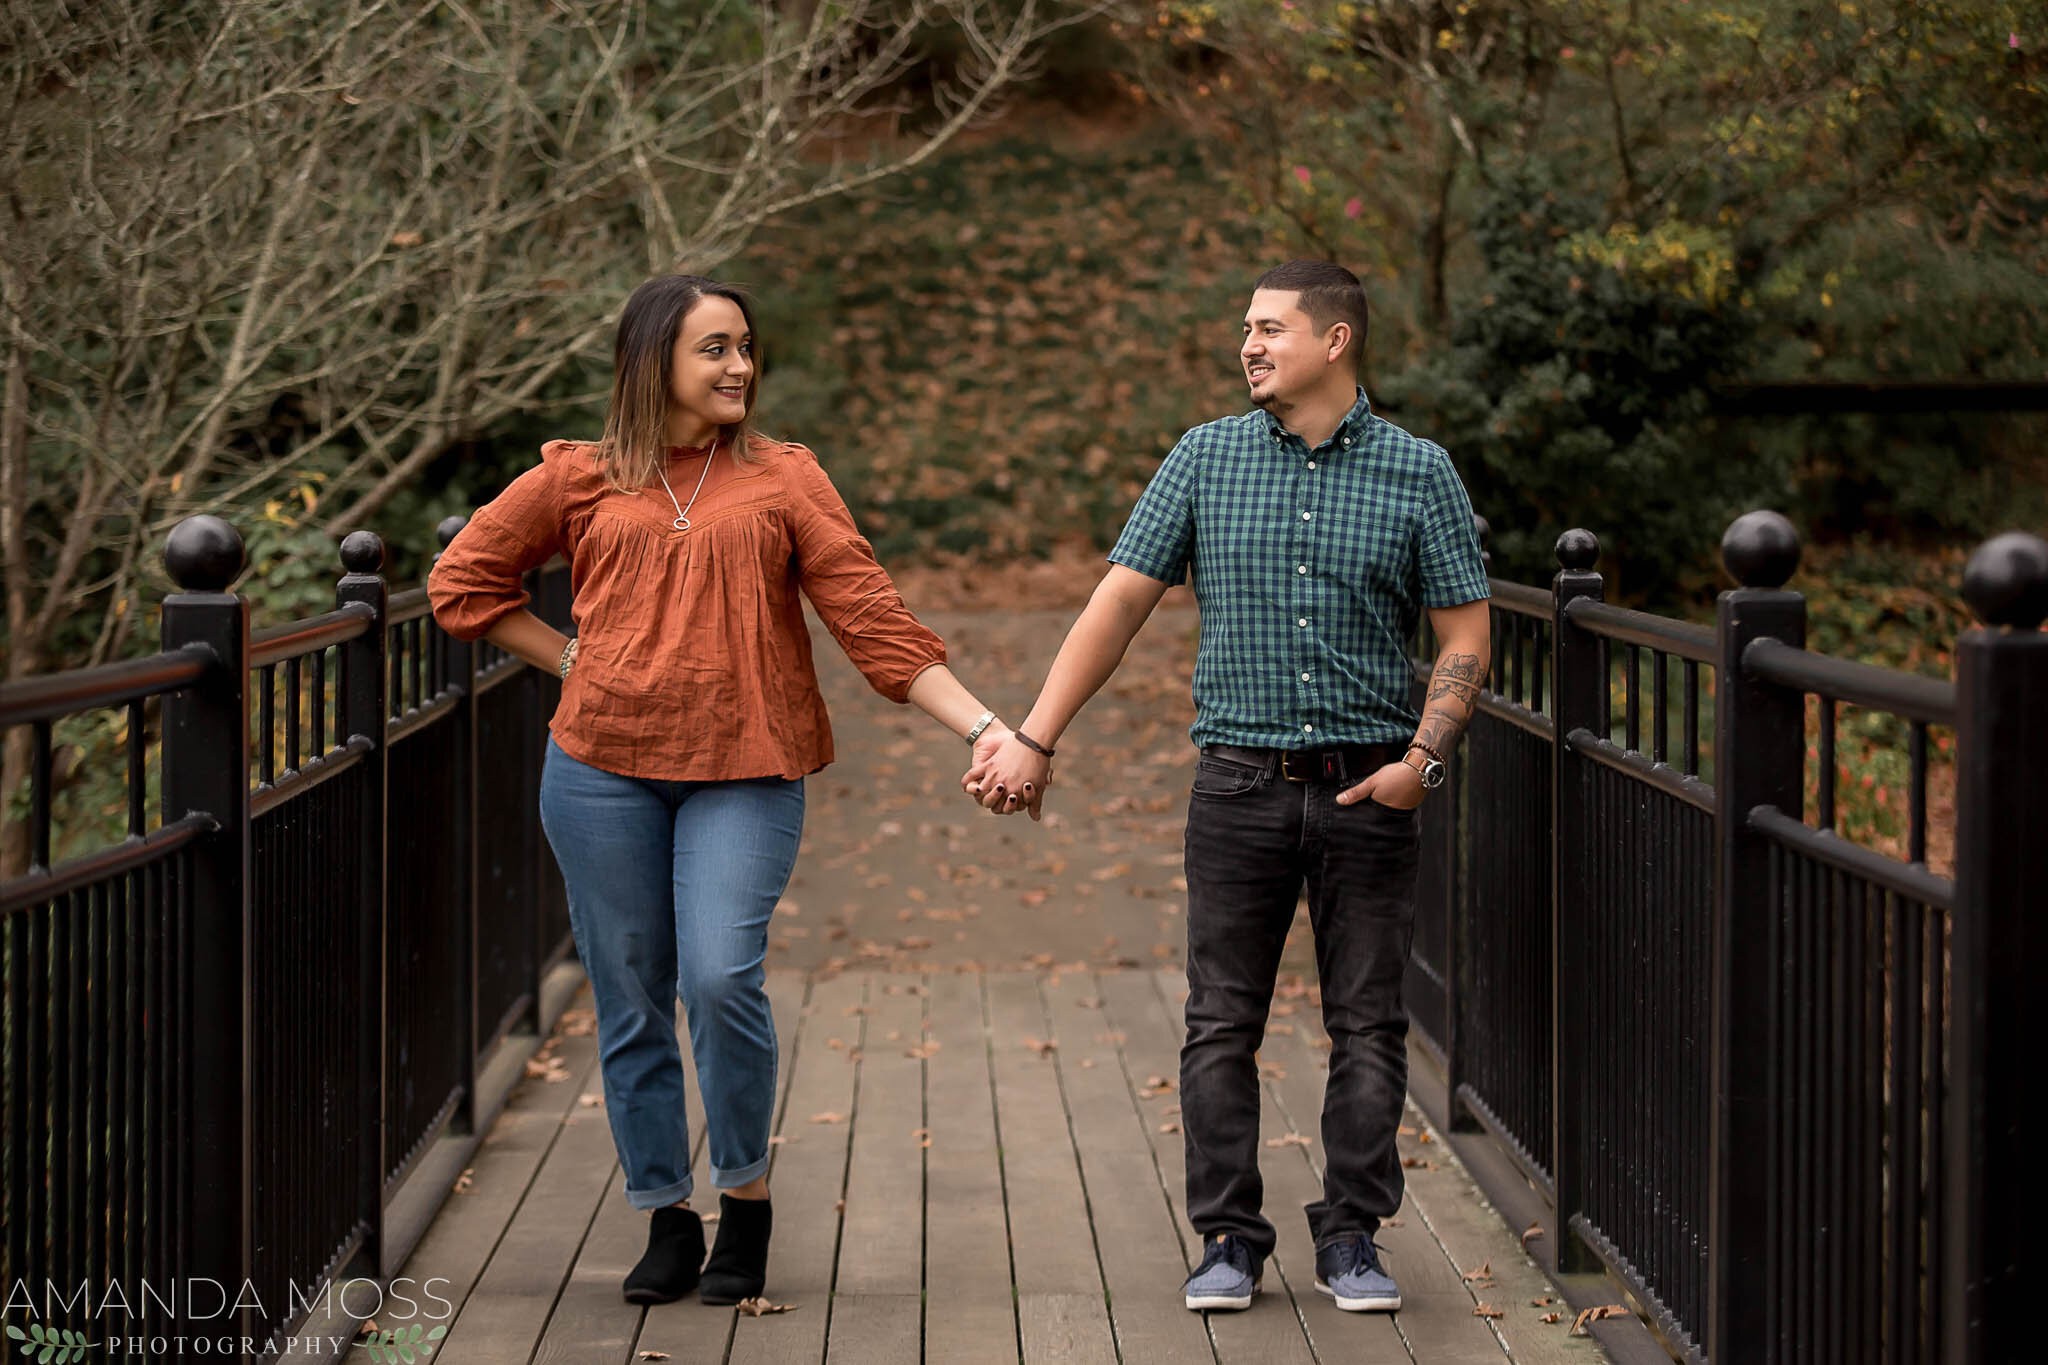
[596,275,763,491]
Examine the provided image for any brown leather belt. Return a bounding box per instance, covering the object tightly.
[1203,742,1404,785]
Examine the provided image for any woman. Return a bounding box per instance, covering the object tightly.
[428,275,1017,1305]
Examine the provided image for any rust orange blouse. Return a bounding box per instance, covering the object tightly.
[427,435,947,781]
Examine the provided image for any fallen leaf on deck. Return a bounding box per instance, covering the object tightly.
[1473,1304,1504,1318]
[579,1093,603,1108]
[637,1348,671,1359]
[1264,1133,1312,1148]
[1401,1157,1437,1170]
[768,1135,792,1145]
[453,1168,473,1194]
[1417,1130,1434,1143]
[1530,1295,1555,1307]
[1462,1263,1493,1282]
[1159,1121,1180,1133]
[1380,1217,1403,1227]
[1570,1304,1630,1336]
[1541,1311,1563,1324]
[735,1298,797,1317]
[810,1112,846,1124]
[1023,1037,1057,1055]
[1521,1221,1545,1248]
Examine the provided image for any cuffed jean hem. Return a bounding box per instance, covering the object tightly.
[624,1174,696,1211]
[710,1153,771,1188]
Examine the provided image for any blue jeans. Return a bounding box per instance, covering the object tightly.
[538,736,804,1208]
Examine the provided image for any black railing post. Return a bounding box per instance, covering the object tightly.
[434,516,483,1135]
[159,515,253,1339]
[521,565,548,1035]
[1707,510,1806,1362]
[336,531,391,1273]
[1549,527,1603,1273]
[1435,515,1489,1133]
[1944,531,2048,1365]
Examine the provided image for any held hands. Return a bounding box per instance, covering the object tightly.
[962,732,1052,821]
[1336,759,1426,811]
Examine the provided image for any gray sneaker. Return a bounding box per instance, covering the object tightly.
[1183,1233,1262,1311]
[1314,1234,1401,1312]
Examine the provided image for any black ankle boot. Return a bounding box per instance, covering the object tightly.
[623,1205,706,1304]
[698,1194,773,1305]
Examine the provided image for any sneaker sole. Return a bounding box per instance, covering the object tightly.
[1185,1281,1261,1312]
[1314,1279,1401,1312]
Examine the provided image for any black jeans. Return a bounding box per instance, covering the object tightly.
[1179,746,1421,1261]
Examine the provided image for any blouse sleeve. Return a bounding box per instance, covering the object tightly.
[428,443,567,642]
[783,443,947,703]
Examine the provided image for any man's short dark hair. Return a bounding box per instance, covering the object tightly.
[1254,260,1369,367]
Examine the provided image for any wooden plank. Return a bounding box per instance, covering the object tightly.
[1095,970,1322,1365]
[984,971,1117,1365]
[835,978,926,1295]
[923,971,1022,1365]
[392,1017,604,1351]
[825,1293,921,1364]
[1246,971,1508,1364]
[1042,969,1217,1363]
[434,1046,627,1365]
[1391,1093,1612,1364]
[723,973,865,1365]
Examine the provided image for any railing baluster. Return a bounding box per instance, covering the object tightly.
[1653,649,1669,765]
[127,701,145,838]
[1684,660,1700,776]
[260,663,276,787]
[1626,643,1642,754]
[285,655,301,775]
[31,718,53,871]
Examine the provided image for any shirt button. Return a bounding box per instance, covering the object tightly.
[1342,437,1351,447]
[1297,565,1308,575]
[1302,511,1313,521]
[1307,461,1317,470]
[1303,723,1314,733]
[1297,618,1309,628]
[1301,671,1312,681]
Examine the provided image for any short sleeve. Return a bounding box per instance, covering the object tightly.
[1417,445,1491,608]
[783,443,947,703]
[1107,432,1199,585]
[427,444,567,642]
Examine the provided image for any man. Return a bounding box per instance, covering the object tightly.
[965,260,1491,1315]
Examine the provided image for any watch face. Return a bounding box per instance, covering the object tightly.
[1421,760,1445,788]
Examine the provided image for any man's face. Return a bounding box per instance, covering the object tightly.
[1241,288,1333,410]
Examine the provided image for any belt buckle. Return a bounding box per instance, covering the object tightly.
[1281,751,1308,783]
[1282,750,1337,783]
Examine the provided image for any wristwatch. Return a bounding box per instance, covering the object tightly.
[1405,747,1445,789]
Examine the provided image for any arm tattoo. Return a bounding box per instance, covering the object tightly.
[1412,650,1487,758]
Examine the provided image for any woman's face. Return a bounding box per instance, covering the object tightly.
[667,294,754,440]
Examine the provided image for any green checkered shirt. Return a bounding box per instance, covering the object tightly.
[1109,389,1490,749]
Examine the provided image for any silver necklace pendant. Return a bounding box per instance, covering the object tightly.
[656,438,718,533]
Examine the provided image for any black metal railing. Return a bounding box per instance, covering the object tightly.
[1409,510,2048,1365]
[1,512,575,1360]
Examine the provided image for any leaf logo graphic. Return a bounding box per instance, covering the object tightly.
[360,1322,448,1362]
[6,1322,101,1362]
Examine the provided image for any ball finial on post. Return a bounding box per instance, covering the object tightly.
[1721,510,1802,589]
[436,515,469,552]
[1556,529,1600,572]
[1961,531,2048,629]
[339,530,385,577]
[163,515,246,592]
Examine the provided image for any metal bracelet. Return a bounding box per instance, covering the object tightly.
[558,637,578,678]
[964,709,996,746]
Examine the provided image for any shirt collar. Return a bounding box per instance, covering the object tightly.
[1264,387,1375,449]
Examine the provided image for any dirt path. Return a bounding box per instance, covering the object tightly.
[779,600,1328,977]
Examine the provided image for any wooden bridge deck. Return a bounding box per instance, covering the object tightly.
[364,967,1621,1365]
